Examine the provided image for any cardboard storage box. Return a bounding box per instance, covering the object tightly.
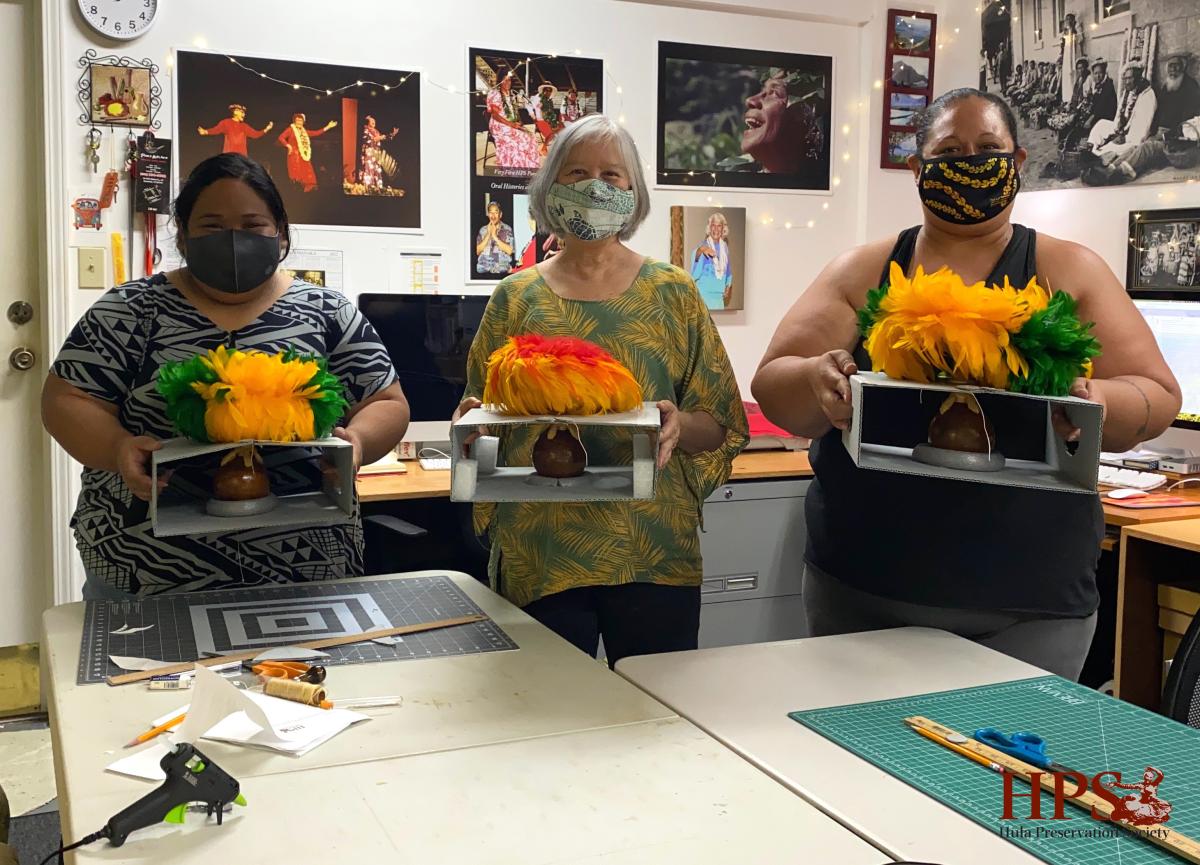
[844,372,1104,494]
[150,437,354,537]
[450,403,660,502]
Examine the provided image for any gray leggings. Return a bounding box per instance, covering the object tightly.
[802,563,1098,681]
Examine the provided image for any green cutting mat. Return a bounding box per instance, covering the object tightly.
[791,676,1200,865]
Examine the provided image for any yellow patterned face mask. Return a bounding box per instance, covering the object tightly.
[919,153,1021,225]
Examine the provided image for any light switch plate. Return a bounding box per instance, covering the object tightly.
[78,247,106,290]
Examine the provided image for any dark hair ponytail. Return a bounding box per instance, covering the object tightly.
[173,153,291,259]
[915,88,1020,153]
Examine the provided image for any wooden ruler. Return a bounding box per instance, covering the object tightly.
[906,716,1200,864]
[105,614,486,686]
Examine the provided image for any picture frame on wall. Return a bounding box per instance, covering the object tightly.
[1126,208,1200,298]
[978,0,1200,190]
[669,206,747,311]
[466,46,604,284]
[881,9,937,170]
[174,49,422,233]
[75,49,161,129]
[656,41,833,192]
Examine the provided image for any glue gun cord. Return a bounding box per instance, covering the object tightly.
[39,827,109,865]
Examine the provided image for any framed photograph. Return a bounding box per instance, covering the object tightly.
[880,9,936,171]
[890,55,931,88]
[1126,208,1200,297]
[893,15,933,52]
[884,129,919,167]
[467,46,604,282]
[890,92,927,125]
[979,1,1200,190]
[174,49,421,233]
[656,41,832,192]
[669,206,747,311]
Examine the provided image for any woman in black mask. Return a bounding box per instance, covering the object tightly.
[43,153,410,598]
[751,88,1180,680]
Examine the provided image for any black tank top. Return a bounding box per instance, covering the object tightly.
[805,224,1103,616]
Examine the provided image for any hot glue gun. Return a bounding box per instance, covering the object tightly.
[104,742,246,846]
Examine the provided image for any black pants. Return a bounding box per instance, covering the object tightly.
[522,583,701,669]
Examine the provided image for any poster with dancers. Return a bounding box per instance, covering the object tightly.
[175,49,421,232]
[467,47,603,282]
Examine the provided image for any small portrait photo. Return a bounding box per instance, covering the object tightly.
[474,196,517,277]
[670,205,747,311]
[891,55,930,89]
[886,129,918,166]
[281,268,327,287]
[890,92,927,126]
[90,63,152,126]
[893,14,933,53]
[1127,210,1200,294]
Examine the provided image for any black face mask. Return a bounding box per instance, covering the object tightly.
[918,153,1021,225]
[184,229,281,294]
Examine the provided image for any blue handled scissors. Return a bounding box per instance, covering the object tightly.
[973,727,1076,774]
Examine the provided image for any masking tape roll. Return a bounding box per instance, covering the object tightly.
[262,676,326,707]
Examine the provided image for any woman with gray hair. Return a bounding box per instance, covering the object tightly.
[455,113,748,667]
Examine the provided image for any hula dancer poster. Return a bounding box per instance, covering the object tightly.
[468,47,603,282]
[176,49,421,232]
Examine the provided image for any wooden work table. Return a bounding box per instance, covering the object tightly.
[357,449,1199,533]
[1101,485,1200,527]
[1115,518,1200,709]
[356,449,814,502]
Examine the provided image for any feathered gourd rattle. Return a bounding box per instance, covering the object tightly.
[156,347,348,514]
[482,334,642,479]
[857,262,1100,468]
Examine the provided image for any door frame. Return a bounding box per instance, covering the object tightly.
[39,0,86,605]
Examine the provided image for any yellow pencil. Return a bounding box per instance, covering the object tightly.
[125,711,186,748]
[909,722,1004,773]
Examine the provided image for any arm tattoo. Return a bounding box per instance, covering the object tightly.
[1118,378,1153,437]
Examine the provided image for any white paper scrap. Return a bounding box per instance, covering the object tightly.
[173,665,367,755]
[109,655,177,672]
[250,647,332,663]
[110,624,155,635]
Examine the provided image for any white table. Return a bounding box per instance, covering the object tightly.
[44,572,886,864]
[65,718,887,864]
[617,627,1049,864]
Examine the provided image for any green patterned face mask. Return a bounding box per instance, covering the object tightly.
[545,179,636,241]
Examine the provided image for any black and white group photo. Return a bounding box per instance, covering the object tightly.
[980,0,1200,190]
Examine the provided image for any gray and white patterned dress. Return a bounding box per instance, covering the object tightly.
[51,274,398,595]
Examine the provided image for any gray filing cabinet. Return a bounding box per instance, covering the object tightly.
[697,477,809,648]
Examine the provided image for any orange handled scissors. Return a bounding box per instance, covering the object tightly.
[250,661,326,684]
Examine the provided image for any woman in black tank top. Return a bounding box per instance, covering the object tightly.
[751,89,1181,681]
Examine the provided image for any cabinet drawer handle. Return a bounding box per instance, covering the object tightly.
[725,575,757,591]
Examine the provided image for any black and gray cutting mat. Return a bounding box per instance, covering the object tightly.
[77,575,517,684]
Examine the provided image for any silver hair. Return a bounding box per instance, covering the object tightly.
[527,114,650,242]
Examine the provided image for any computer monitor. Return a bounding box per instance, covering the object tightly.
[356,293,492,445]
[1133,299,1200,430]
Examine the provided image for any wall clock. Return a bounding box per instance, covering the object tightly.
[77,0,158,41]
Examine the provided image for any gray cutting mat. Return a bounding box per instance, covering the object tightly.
[78,575,517,684]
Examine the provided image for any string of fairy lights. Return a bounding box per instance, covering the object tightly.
[169,27,949,235]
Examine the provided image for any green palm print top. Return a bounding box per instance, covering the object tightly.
[464,258,749,608]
